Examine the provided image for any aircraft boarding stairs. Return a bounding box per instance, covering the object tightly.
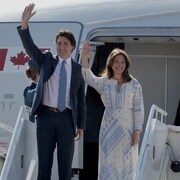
[0,105,82,180]
[0,104,180,180]
[134,104,180,180]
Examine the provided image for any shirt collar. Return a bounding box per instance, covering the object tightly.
[58,55,71,65]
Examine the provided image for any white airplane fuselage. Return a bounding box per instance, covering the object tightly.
[0,0,180,179]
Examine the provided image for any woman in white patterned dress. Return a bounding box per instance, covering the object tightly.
[81,42,144,180]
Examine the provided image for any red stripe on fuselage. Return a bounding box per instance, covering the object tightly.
[0,49,8,71]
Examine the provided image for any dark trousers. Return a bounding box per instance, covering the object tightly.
[79,142,98,180]
[36,108,74,180]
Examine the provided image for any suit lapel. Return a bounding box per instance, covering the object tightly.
[52,55,59,69]
[70,59,76,94]
[43,55,58,83]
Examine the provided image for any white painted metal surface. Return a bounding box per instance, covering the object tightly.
[134,105,180,180]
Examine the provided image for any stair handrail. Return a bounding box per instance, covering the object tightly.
[0,105,30,180]
[134,104,168,180]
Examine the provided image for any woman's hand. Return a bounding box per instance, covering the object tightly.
[81,42,91,68]
[132,130,140,146]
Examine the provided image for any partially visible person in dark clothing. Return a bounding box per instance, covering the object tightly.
[24,59,39,122]
[174,99,180,126]
[79,86,104,180]
[79,44,124,180]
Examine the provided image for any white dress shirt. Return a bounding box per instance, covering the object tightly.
[42,56,72,108]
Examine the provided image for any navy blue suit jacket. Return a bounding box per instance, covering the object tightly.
[17,26,86,133]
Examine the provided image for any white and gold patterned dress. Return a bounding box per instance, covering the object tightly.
[82,68,144,180]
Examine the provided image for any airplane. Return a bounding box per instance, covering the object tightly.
[0,0,180,179]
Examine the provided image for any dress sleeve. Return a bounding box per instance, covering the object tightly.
[81,68,104,94]
[133,82,144,132]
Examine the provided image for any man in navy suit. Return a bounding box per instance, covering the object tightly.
[17,3,86,180]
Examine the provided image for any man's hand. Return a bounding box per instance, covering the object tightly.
[74,129,84,141]
[21,3,36,29]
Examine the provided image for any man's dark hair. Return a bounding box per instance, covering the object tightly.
[55,29,76,49]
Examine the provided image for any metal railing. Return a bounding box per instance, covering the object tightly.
[134,104,168,180]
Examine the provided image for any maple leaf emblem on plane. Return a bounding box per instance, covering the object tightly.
[10,51,29,69]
